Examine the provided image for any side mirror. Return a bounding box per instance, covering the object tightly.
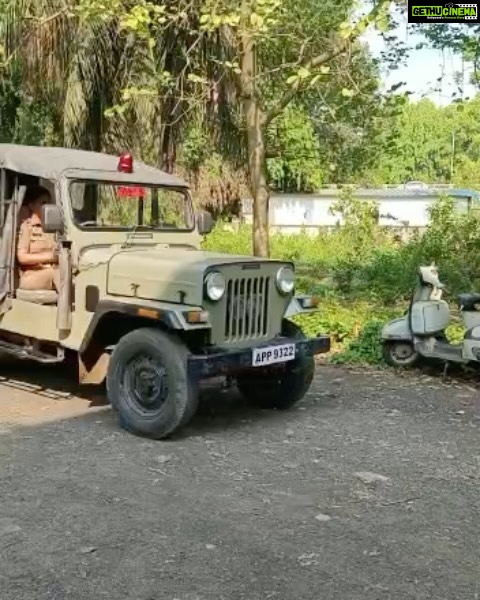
[41,204,64,234]
[196,210,213,235]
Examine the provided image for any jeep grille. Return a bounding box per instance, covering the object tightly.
[224,276,270,342]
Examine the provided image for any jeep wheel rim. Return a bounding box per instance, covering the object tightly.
[124,355,169,412]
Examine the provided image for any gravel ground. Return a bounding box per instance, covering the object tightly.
[0,362,479,600]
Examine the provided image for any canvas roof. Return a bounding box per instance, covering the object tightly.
[0,144,188,188]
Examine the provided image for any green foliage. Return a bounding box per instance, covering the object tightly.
[367,95,480,186]
[369,99,450,183]
[267,104,323,192]
[304,49,394,185]
[292,302,400,347]
[332,320,386,365]
[181,122,210,172]
[446,322,466,345]
[0,78,20,142]
[415,24,480,92]
[13,98,58,145]
[4,1,480,200]
[329,188,381,254]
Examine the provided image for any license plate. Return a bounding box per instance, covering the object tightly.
[252,343,296,367]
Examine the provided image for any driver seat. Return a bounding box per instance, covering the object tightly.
[457,293,480,311]
[15,289,58,305]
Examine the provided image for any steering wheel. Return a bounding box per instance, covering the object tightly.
[79,220,99,227]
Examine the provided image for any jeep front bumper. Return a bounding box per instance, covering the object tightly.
[188,334,330,381]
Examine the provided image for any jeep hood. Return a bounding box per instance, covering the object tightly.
[80,245,281,306]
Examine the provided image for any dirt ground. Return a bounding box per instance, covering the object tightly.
[0,361,479,600]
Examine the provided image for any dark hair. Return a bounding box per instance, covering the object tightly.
[22,185,51,207]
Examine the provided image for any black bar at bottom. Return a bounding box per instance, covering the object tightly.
[188,335,330,380]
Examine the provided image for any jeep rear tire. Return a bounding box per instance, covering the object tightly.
[106,328,198,439]
[236,320,315,410]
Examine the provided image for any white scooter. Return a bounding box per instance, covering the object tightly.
[382,264,480,367]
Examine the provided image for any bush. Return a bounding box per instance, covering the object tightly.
[292,301,401,349]
[332,320,386,365]
[202,195,480,364]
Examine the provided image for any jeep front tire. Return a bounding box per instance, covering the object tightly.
[106,328,198,439]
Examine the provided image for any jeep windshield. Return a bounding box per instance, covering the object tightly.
[70,181,194,231]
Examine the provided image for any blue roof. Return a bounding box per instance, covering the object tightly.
[446,188,480,199]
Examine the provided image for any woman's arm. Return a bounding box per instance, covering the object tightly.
[17,223,54,266]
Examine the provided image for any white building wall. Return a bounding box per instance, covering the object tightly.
[242,192,474,233]
[378,199,430,227]
[269,196,433,229]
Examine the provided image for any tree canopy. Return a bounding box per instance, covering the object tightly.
[0,2,479,254]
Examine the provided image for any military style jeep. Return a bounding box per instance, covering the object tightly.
[0,145,330,439]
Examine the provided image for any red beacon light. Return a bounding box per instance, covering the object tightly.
[118,152,133,173]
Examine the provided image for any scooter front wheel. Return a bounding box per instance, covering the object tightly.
[383,341,419,368]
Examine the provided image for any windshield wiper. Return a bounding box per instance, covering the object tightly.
[121,225,140,249]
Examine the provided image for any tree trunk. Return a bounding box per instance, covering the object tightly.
[239,15,270,258]
[248,117,270,258]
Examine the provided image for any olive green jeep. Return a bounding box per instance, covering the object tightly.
[0,145,330,439]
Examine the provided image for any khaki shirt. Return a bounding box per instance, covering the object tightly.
[17,214,56,273]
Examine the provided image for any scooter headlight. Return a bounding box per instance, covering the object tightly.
[204,271,226,301]
[275,266,295,295]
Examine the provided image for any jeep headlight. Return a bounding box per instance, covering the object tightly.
[276,266,295,295]
[204,271,226,301]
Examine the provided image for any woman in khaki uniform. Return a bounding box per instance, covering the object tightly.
[17,186,60,291]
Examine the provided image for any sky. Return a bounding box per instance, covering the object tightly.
[362,11,477,105]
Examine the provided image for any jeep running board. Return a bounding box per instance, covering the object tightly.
[0,339,64,364]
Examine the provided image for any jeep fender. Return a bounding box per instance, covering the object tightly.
[77,300,211,385]
[79,300,210,355]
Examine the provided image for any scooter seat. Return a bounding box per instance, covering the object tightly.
[457,293,480,311]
